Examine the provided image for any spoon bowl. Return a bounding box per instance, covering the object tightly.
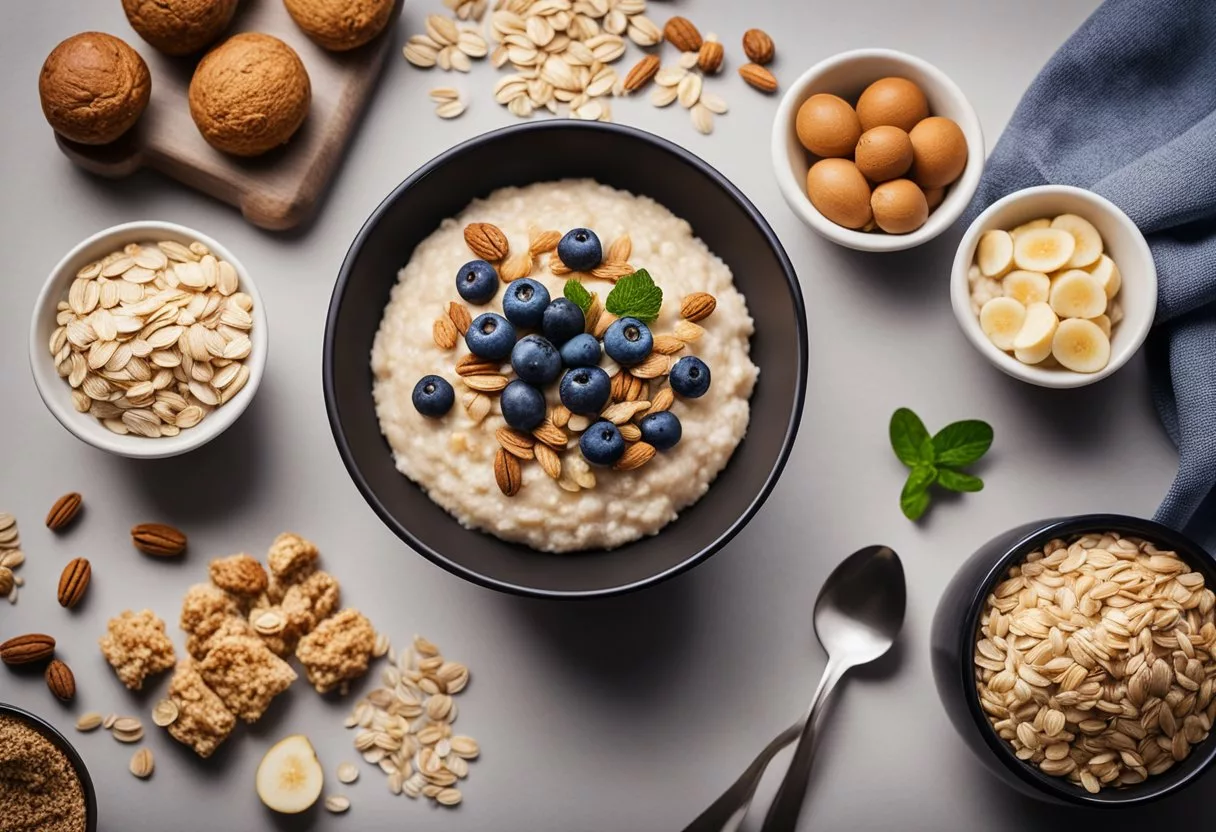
[814,545,906,666]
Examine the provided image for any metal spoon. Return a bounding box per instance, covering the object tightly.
[681,546,906,832]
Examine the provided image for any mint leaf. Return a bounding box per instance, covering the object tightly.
[937,469,984,493]
[900,465,937,521]
[890,408,932,468]
[932,420,994,467]
[605,269,663,322]
[563,279,593,313]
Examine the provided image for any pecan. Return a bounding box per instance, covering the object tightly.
[463,222,509,261]
[493,449,521,496]
[0,633,55,666]
[662,16,702,52]
[697,40,724,74]
[742,28,775,64]
[621,55,660,93]
[131,523,187,556]
[45,659,76,701]
[46,492,83,531]
[57,557,91,608]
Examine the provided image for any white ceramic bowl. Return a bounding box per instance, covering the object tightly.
[771,48,984,252]
[29,221,268,458]
[951,185,1156,388]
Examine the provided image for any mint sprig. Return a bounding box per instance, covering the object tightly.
[563,279,593,313]
[890,408,993,521]
[605,269,663,322]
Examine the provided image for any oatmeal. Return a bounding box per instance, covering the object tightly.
[372,179,758,552]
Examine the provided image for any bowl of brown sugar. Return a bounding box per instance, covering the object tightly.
[0,704,96,831]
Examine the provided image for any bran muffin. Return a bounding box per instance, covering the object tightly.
[122,0,239,56]
[284,0,396,51]
[38,32,150,145]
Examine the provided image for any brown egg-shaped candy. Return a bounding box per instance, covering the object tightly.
[795,94,862,158]
[909,116,968,189]
[854,126,913,183]
[38,32,151,145]
[806,159,872,229]
[871,179,929,234]
[856,77,929,132]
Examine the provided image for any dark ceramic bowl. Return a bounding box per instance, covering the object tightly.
[931,514,1216,806]
[0,702,98,830]
[324,121,807,598]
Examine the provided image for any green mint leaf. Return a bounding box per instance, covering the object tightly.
[890,408,933,468]
[563,279,593,313]
[900,465,937,521]
[937,469,984,493]
[605,269,663,322]
[932,420,994,468]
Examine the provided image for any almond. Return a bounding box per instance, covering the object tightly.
[674,320,705,342]
[456,354,501,376]
[57,557,91,609]
[528,229,561,255]
[606,235,632,264]
[500,251,534,281]
[647,387,675,414]
[621,54,660,92]
[613,442,656,471]
[45,659,76,702]
[609,370,647,402]
[618,424,642,442]
[532,419,568,450]
[742,28,775,64]
[549,404,571,429]
[601,400,651,425]
[131,522,187,556]
[534,443,561,479]
[697,40,724,74]
[590,262,635,281]
[630,352,670,379]
[447,301,472,335]
[463,222,509,261]
[493,448,521,496]
[652,335,686,355]
[433,316,459,350]
[496,427,536,460]
[0,633,55,666]
[680,292,717,322]
[462,374,509,393]
[662,16,702,52]
[45,492,82,531]
[739,63,778,93]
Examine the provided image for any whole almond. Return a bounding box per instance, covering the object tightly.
[534,443,561,479]
[647,387,675,414]
[663,16,702,52]
[462,374,509,393]
[739,63,778,93]
[456,355,502,377]
[613,442,656,471]
[532,420,568,450]
[494,448,521,496]
[606,235,632,264]
[45,659,76,701]
[463,222,509,261]
[652,335,686,355]
[131,523,187,556]
[45,492,82,531]
[0,633,55,666]
[742,28,775,64]
[549,404,571,429]
[630,352,670,379]
[681,292,717,322]
[433,316,458,350]
[622,54,660,92]
[496,427,536,460]
[0,567,12,597]
[528,229,561,255]
[448,302,472,335]
[500,251,534,281]
[619,424,642,442]
[57,557,91,609]
[697,40,724,74]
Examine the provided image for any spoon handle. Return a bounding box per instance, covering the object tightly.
[758,659,848,832]
[679,723,801,832]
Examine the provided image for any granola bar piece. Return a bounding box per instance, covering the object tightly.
[180,583,240,648]
[295,609,375,694]
[248,570,340,656]
[166,658,236,758]
[208,554,268,597]
[197,633,297,722]
[98,609,176,691]
[187,615,257,660]
[267,532,318,583]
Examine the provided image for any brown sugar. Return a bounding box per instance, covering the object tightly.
[197,635,296,722]
[296,608,375,694]
[209,553,268,597]
[98,609,176,690]
[166,659,237,758]
[0,714,87,832]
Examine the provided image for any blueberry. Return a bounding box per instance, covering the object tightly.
[465,313,516,361]
[670,356,711,398]
[603,317,653,366]
[560,333,601,367]
[511,335,562,386]
[541,298,585,346]
[502,278,550,328]
[559,366,611,414]
[580,420,625,466]
[411,375,454,418]
[640,411,682,451]
[557,228,602,271]
[455,259,499,304]
[500,380,546,431]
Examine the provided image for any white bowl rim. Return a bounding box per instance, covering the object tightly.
[28,220,268,459]
[950,184,1158,389]
[771,47,985,253]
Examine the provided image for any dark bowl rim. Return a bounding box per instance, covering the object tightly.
[0,701,99,830]
[322,120,809,599]
[955,513,1216,806]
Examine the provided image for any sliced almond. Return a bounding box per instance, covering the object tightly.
[613,442,656,471]
[495,428,536,459]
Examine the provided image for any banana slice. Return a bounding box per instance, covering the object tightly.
[980,297,1026,350]
[1010,218,1050,239]
[1013,228,1075,273]
[1052,318,1111,373]
[1012,302,1059,364]
[257,735,324,814]
[1049,270,1107,319]
[1051,214,1104,268]
[1109,299,1124,325]
[1003,270,1050,305]
[977,230,1014,278]
[968,263,982,283]
[1087,254,1121,299]
[1088,314,1112,337]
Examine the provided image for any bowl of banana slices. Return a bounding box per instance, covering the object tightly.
[951,185,1156,388]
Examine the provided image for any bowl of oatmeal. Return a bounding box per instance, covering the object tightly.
[0,703,97,831]
[324,122,806,597]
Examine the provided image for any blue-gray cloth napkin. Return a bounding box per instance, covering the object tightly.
[963,0,1216,536]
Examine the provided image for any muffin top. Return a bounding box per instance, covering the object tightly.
[283,0,396,51]
[38,31,151,145]
[121,0,239,56]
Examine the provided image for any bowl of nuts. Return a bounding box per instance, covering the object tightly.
[931,514,1216,805]
[29,220,267,458]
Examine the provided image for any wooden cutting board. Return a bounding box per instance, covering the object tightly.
[54,0,403,231]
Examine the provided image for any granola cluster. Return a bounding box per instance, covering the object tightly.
[99,609,177,691]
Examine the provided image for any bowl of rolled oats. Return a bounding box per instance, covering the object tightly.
[931,514,1216,805]
[29,221,267,458]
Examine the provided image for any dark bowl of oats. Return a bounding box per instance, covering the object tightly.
[0,703,97,831]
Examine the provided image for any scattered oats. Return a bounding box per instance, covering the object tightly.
[325,795,351,813]
[700,91,728,114]
[337,762,360,784]
[373,632,391,658]
[129,748,154,779]
[76,712,103,732]
[429,87,461,102]
[151,699,179,727]
[436,98,468,119]
[691,103,713,135]
[103,714,118,730]
[650,84,678,107]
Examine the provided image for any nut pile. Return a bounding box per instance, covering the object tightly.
[49,239,254,439]
[344,634,478,808]
[0,512,26,604]
[975,532,1216,793]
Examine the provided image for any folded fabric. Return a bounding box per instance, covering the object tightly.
[963,0,1216,536]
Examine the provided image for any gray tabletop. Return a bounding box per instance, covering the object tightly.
[3,1,1201,830]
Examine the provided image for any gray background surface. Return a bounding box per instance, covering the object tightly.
[2,1,1200,830]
